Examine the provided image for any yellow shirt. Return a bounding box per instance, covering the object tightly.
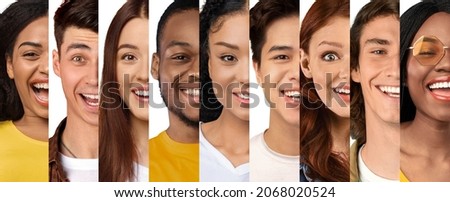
[0,121,48,181]
[400,170,410,182]
[149,131,199,182]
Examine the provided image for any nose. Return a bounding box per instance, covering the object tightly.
[435,48,450,72]
[288,57,300,81]
[235,57,249,84]
[188,53,199,76]
[338,57,350,80]
[86,59,98,86]
[137,58,149,82]
[39,51,49,75]
[385,53,400,79]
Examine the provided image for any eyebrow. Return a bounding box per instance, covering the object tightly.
[167,40,191,49]
[364,38,390,46]
[214,41,239,50]
[318,41,343,48]
[118,43,138,51]
[18,41,42,49]
[268,45,293,53]
[66,43,91,53]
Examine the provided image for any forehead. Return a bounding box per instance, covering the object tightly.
[61,27,98,47]
[310,16,349,44]
[16,17,48,42]
[119,17,149,43]
[160,10,199,47]
[360,15,399,41]
[263,16,299,48]
[414,12,450,43]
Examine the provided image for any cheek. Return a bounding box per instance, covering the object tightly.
[13,59,35,80]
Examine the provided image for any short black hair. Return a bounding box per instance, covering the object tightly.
[0,0,48,121]
[400,0,450,122]
[250,0,299,65]
[54,0,98,52]
[156,0,198,53]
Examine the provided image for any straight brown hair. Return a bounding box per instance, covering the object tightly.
[99,0,148,182]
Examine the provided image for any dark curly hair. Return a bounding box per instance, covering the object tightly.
[200,0,247,122]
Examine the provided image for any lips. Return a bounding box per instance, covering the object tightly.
[31,79,49,106]
[131,86,149,102]
[333,85,350,103]
[233,90,250,105]
[427,76,450,101]
[179,82,200,104]
[377,85,400,98]
[80,93,99,107]
[282,90,300,103]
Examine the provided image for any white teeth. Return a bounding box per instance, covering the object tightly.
[237,93,249,100]
[33,83,49,90]
[86,100,99,107]
[184,89,200,96]
[284,90,301,98]
[335,88,350,94]
[429,81,450,89]
[82,94,99,100]
[379,86,400,94]
[134,90,149,97]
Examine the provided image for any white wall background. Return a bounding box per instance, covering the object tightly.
[0,0,423,139]
[149,1,172,138]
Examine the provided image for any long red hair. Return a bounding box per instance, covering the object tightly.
[300,0,350,182]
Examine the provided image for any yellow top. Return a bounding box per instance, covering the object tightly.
[400,170,410,182]
[0,121,48,182]
[149,131,199,182]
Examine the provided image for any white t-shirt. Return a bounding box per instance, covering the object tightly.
[200,129,249,182]
[132,163,149,182]
[60,153,98,182]
[358,145,398,182]
[250,133,299,182]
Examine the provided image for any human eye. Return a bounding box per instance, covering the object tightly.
[321,52,340,62]
[417,49,437,56]
[71,55,86,65]
[171,54,191,63]
[121,53,137,62]
[220,54,237,62]
[371,49,387,55]
[273,55,290,60]
[22,51,40,61]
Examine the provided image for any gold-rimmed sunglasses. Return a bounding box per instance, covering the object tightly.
[409,35,449,66]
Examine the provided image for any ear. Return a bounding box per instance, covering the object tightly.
[351,67,361,83]
[52,49,61,77]
[252,60,262,84]
[151,53,159,80]
[6,55,14,79]
[300,49,312,78]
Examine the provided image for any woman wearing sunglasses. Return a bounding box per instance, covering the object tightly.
[400,0,450,182]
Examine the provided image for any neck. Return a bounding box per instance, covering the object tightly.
[363,110,400,180]
[13,114,48,142]
[63,115,98,158]
[130,115,149,167]
[330,113,350,155]
[264,109,299,156]
[166,111,198,143]
[202,109,249,152]
[402,111,450,158]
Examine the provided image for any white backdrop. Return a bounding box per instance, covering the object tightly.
[0,0,422,139]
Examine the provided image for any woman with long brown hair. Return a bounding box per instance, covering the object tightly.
[300,0,350,182]
[99,0,149,182]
